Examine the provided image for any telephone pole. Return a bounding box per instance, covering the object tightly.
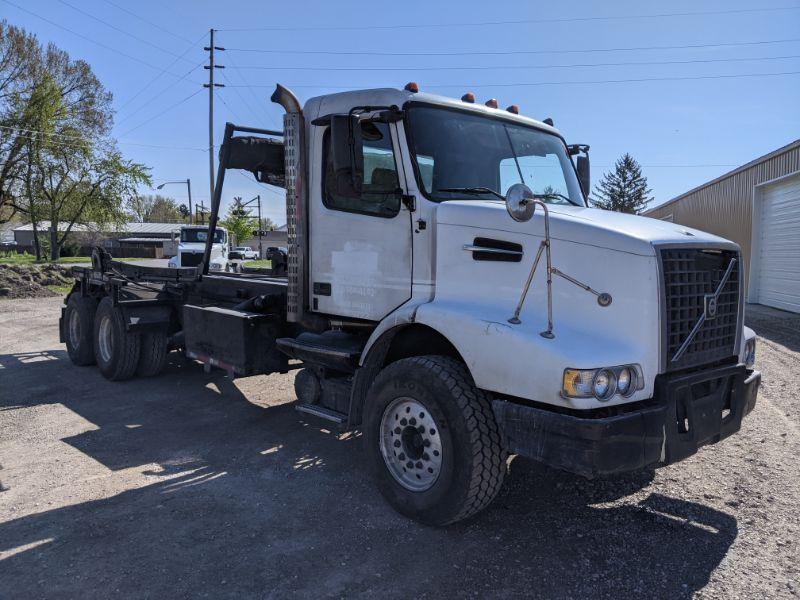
[203,29,224,203]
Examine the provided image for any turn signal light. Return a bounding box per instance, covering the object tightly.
[461,92,475,103]
[404,82,419,93]
[506,104,519,114]
[485,98,498,108]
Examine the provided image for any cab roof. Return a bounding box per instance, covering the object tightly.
[303,87,562,138]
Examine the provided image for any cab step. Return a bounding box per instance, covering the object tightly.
[295,402,347,424]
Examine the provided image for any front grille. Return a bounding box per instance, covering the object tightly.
[660,248,740,371]
[181,252,203,267]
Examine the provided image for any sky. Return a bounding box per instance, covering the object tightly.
[2,0,799,225]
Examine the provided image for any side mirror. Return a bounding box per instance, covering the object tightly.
[330,114,364,198]
[576,155,590,198]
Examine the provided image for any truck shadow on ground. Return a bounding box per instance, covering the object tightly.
[0,350,737,599]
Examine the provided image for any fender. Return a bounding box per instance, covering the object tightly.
[412,299,656,411]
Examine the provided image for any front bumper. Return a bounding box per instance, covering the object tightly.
[492,363,760,478]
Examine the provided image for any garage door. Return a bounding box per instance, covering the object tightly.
[756,174,800,313]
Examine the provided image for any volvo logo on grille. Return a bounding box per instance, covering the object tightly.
[704,294,718,320]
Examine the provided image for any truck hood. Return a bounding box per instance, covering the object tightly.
[436,200,737,255]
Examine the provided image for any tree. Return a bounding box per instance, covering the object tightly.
[0,21,40,221]
[221,198,257,246]
[127,194,185,223]
[591,153,653,214]
[0,20,150,258]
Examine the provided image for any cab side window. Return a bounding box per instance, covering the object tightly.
[323,121,401,217]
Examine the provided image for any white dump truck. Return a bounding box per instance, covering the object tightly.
[60,83,760,525]
[167,224,231,272]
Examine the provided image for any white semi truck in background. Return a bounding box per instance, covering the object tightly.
[60,82,761,526]
[166,224,231,272]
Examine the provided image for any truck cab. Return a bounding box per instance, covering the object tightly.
[167,225,230,271]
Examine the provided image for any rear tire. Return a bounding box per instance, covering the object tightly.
[137,329,168,377]
[93,297,141,381]
[363,355,507,526]
[64,293,97,366]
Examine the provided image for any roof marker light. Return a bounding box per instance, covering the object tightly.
[404,82,419,93]
[461,92,475,103]
[485,98,499,108]
[506,104,519,114]
[543,117,554,126]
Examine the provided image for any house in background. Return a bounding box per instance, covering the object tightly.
[12,222,183,258]
[645,140,800,313]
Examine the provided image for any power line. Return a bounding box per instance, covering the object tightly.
[223,49,281,128]
[230,54,800,72]
[223,70,800,89]
[100,0,195,44]
[215,88,245,123]
[117,88,203,137]
[0,125,206,151]
[225,37,800,57]
[0,0,189,77]
[218,5,800,31]
[115,58,206,127]
[56,0,196,64]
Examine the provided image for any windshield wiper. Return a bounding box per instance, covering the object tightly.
[533,192,573,204]
[436,187,506,200]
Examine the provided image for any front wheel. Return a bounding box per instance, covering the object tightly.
[363,355,507,526]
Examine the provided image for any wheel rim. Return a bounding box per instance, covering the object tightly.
[98,314,114,363]
[379,397,443,492]
[68,309,81,348]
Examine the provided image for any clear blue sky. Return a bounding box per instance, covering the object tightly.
[3,0,799,224]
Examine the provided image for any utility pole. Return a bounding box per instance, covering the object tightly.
[203,29,224,202]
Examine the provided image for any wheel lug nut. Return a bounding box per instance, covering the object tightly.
[417,425,425,433]
[406,461,414,469]
[394,427,401,434]
[409,417,416,425]
[423,453,430,461]
[399,453,406,461]
[423,439,431,447]
[415,461,423,469]
[394,440,401,448]
[400,418,408,426]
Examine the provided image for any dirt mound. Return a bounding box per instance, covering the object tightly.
[0,263,75,299]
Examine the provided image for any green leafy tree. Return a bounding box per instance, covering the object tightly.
[127,194,185,223]
[591,153,653,214]
[221,198,257,246]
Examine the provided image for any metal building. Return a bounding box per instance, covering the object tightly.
[645,139,800,313]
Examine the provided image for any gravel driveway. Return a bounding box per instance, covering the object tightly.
[0,298,797,598]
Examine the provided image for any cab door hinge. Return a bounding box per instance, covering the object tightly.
[401,194,416,211]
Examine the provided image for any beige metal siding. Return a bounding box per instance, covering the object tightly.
[646,141,800,289]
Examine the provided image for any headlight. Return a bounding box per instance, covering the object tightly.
[592,369,616,400]
[563,364,643,401]
[744,338,756,368]
[617,367,635,396]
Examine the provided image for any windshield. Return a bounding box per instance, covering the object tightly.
[406,105,584,205]
[181,229,225,243]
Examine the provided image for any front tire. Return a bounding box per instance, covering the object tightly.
[363,355,507,526]
[93,297,141,381]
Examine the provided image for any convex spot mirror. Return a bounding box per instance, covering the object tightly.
[505,183,536,222]
[330,114,364,199]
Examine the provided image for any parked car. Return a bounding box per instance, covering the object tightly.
[234,246,259,260]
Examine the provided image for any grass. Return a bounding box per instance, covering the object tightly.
[242,259,272,269]
[0,252,140,265]
[46,284,74,295]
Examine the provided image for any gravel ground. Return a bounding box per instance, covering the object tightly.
[0,297,798,599]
